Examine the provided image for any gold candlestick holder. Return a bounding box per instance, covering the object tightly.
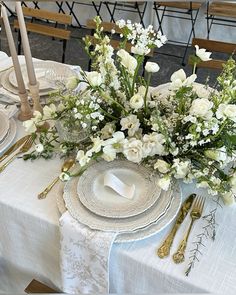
[18,91,33,121]
[28,82,43,113]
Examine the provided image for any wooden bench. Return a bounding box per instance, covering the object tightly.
[156,2,202,10]
[24,279,58,293]
[189,38,236,70]
[14,7,72,63]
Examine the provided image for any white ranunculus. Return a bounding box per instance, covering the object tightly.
[59,172,71,182]
[171,69,186,83]
[173,160,190,179]
[102,145,117,162]
[204,147,227,162]
[195,45,212,62]
[76,150,90,167]
[120,114,140,136]
[189,98,213,120]
[117,49,137,74]
[130,93,144,110]
[66,76,78,90]
[86,71,102,87]
[123,138,143,163]
[142,133,165,157]
[145,62,160,73]
[216,104,236,122]
[35,143,44,153]
[222,191,235,206]
[154,159,170,174]
[193,84,210,99]
[157,176,171,191]
[23,119,37,133]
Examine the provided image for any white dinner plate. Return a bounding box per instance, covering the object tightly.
[9,61,77,91]
[0,55,39,73]
[0,111,10,142]
[0,119,17,154]
[64,174,174,233]
[77,160,162,218]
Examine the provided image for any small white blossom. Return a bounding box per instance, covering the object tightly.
[130,93,144,110]
[145,62,160,73]
[154,159,170,173]
[195,45,212,62]
[120,114,140,136]
[35,144,44,153]
[157,176,171,191]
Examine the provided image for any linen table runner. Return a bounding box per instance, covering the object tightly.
[59,211,117,293]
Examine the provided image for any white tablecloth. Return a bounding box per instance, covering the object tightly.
[0,119,236,293]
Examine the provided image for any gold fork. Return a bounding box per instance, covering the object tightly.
[0,136,33,173]
[173,195,205,264]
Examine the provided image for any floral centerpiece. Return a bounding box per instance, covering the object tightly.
[23,16,236,206]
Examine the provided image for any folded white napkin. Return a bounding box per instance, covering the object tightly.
[104,171,135,199]
[59,211,117,293]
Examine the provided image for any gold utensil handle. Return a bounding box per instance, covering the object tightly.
[38,176,60,199]
[0,152,18,173]
[173,219,194,264]
[157,227,178,258]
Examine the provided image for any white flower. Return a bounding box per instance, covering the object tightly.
[189,98,213,120]
[76,150,90,167]
[23,119,37,133]
[35,143,44,153]
[66,76,78,90]
[172,159,190,179]
[195,45,212,62]
[193,84,210,99]
[131,46,148,56]
[59,172,71,182]
[117,49,137,74]
[216,104,236,122]
[230,173,236,194]
[102,145,117,162]
[123,138,143,163]
[91,137,103,153]
[170,69,197,90]
[222,191,235,206]
[120,114,140,136]
[101,123,115,139]
[103,131,125,152]
[145,62,160,73]
[157,176,171,191]
[86,71,102,87]
[142,133,166,157]
[130,93,144,110]
[154,159,170,173]
[204,147,227,162]
[43,104,57,119]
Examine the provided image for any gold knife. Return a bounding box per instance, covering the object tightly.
[157,193,196,258]
[0,135,30,163]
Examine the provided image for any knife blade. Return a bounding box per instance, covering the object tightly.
[157,193,196,258]
[0,135,30,163]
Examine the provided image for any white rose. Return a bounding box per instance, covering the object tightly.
[222,192,235,206]
[173,160,190,179]
[154,159,170,173]
[23,119,37,133]
[120,114,140,136]
[195,45,212,62]
[86,71,102,87]
[216,104,236,122]
[59,172,71,182]
[142,133,166,157]
[189,98,213,120]
[130,93,144,110]
[35,143,44,153]
[66,76,78,90]
[145,62,160,73]
[123,138,143,163]
[193,84,210,99]
[117,49,137,74]
[157,176,171,191]
[204,146,227,162]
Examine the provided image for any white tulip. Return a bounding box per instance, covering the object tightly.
[117,49,137,74]
[157,176,171,191]
[86,71,102,87]
[154,159,170,173]
[195,45,212,62]
[130,93,144,110]
[145,62,160,73]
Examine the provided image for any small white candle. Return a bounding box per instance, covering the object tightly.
[15,2,37,86]
[1,5,26,94]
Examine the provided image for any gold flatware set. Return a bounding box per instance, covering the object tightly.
[157,194,205,264]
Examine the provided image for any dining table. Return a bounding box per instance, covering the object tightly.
[0,54,236,294]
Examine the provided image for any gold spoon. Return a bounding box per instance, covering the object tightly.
[38,158,75,199]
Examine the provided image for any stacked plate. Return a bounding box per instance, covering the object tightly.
[0,61,78,102]
[63,159,182,243]
[0,111,16,154]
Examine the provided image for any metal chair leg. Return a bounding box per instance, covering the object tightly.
[62,39,67,63]
[17,30,22,55]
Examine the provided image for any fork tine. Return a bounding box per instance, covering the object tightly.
[199,197,205,214]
